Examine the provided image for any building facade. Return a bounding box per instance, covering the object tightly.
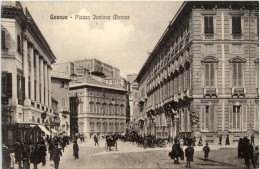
[136,1,259,143]
[126,74,141,130]
[69,77,127,137]
[51,71,71,136]
[1,2,56,146]
[52,62,75,77]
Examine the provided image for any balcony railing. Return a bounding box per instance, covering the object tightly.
[203,88,217,97]
[231,87,245,97]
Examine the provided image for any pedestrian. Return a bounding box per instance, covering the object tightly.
[61,140,66,152]
[244,139,256,169]
[51,144,62,169]
[218,135,222,145]
[2,145,11,169]
[185,143,194,168]
[30,144,40,169]
[251,134,254,145]
[254,146,259,164]
[94,135,99,146]
[21,144,30,169]
[225,135,230,145]
[38,141,47,166]
[198,137,203,146]
[14,142,22,169]
[73,141,79,159]
[193,136,196,146]
[203,143,210,160]
[179,137,184,149]
[238,138,243,158]
[171,140,183,164]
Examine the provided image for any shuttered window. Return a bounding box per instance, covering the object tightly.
[89,102,94,113]
[233,63,243,87]
[1,73,12,98]
[204,16,214,34]
[17,35,22,53]
[205,63,215,87]
[2,30,6,49]
[17,75,25,105]
[232,16,242,35]
[232,106,241,130]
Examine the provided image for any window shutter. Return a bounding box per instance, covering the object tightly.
[204,17,209,34]
[210,63,215,86]
[209,17,214,34]
[6,73,12,97]
[201,106,205,130]
[238,63,242,86]
[233,63,237,86]
[1,30,6,49]
[21,76,25,100]
[229,106,232,130]
[205,63,209,86]
[242,105,247,131]
[5,32,11,49]
[209,106,215,132]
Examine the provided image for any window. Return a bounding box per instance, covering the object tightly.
[61,81,65,88]
[2,30,6,49]
[89,102,94,113]
[205,63,215,87]
[232,106,241,130]
[204,16,214,39]
[202,106,210,131]
[17,35,22,53]
[233,63,243,87]
[232,16,242,38]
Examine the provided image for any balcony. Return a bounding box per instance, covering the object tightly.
[62,108,70,115]
[182,90,192,100]
[231,88,245,97]
[203,88,217,97]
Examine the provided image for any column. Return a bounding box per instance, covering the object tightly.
[40,56,44,105]
[48,66,52,108]
[35,51,40,102]
[29,44,35,101]
[23,36,29,105]
[44,62,48,106]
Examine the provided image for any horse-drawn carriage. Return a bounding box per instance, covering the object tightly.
[105,135,118,151]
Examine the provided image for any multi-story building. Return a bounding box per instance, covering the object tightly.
[1,2,56,146]
[136,1,259,143]
[105,76,128,90]
[69,75,127,137]
[51,71,71,136]
[126,74,140,126]
[113,67,120,78]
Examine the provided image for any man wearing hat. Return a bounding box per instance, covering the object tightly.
[51,144,62,169]
[203,143,210,160]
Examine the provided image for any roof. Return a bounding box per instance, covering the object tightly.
[70,82,127,92]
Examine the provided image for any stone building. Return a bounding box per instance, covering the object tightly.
[136,1,259,143]
[126,74,141,130]
[51,71,71,136]
[1,2,56,146]
[69,74,127,137]
[105,76,128,90]
[52,62,75,77]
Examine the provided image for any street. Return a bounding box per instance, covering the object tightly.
[14,139,251,169]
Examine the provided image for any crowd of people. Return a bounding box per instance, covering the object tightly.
[2,135,73,169]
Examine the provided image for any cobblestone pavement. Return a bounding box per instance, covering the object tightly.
[13,139,257,169]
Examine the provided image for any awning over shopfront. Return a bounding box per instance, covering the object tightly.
[38,125,51,135]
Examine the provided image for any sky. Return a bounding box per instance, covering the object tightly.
[22,1,183,78]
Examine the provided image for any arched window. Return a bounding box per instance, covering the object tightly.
[102,103,107,115]
[109,104,113,115]
[32,116,35,123]
[89,122,95,132]
[103,122,107,133]
[115,122,119,132]
[114,104,118,115]
[96,122,101,132]
[89,102,94,114]
[120,105,124,115]
[109,122,114,133]
[96,103,101,114]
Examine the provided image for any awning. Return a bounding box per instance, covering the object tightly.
[38,125,51,135]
